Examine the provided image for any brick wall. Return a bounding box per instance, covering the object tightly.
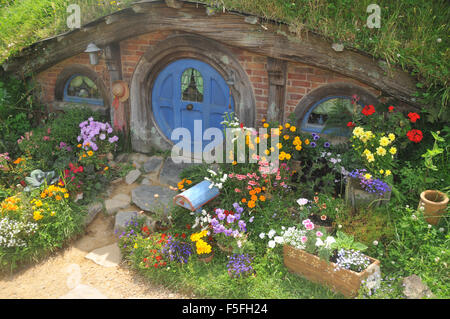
[36,53,110,107]
[36,31,381,127]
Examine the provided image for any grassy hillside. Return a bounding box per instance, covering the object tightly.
[0,0,448,120]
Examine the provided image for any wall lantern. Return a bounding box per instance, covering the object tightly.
[84,42,102,65]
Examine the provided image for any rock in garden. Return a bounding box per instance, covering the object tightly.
[84,201,103,226]
[402,274,434,299]
[115,153,129,163]
[131,185,176,213]
[125,169,141,184]
[85,243,122,267]
[159,158,194,186]
[129,153,151,165]
[114,211,138,235]
[59,284,108,299]
[332,43,344,52]
[143,156,164,173]
[105,194,131,215]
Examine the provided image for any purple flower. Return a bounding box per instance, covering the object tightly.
[224,228,233,237]
[227,214,236,224]
[211,218,219,227]
[234,213,241,220]
[249,216,254,223]
[217,211,226,220]
[108,136,119,143]
[99,134,106,140]
[238,220,246,232]
[324,142,330,148]
[310,142,317,148]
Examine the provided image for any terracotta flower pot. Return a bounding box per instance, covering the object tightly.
[155,221,171,231]
[418,190,448,225]
[217,242,233,253]
[198,250,214,263]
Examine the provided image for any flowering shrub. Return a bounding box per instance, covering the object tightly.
[204,168,228,190]
[161,235,193,264]
[348,169,391,197]
[190,230,213,256]
[334,248,371,272]
[77,117,118,154]
[210,203,250,251]
[227,254,254,278]
[0,217,37,248]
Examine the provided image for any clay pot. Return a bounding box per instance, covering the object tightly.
[217,242,233,254]
[418,190,448,225]
[155,221,171,231]
[198,250,214,263]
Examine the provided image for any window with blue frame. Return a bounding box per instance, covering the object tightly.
[63,75,104,106]
[301,96,361,136]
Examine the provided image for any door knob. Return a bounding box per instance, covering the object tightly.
[186,104,194,111]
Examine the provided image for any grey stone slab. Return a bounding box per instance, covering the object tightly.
[159,158,197,186]
[143,156,164,173]
[125,169,141,184]
[114,211,139,235]
[84,202,103,226]
[403,275,434,299]
[105,194,131,215]
[85,243,122,268]
[131,185,176,213]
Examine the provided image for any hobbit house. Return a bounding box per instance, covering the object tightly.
[1,0,420,154]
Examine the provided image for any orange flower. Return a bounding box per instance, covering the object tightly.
[255,187,261,194]
[251,194,258,201]
[55,195,62,201]
[259,195,266,201]
[186,180,192,184]
[249,189,256,196]
[13,158,23,165]
[247,200,256,208]
[241,198,247,203]
[104,166,109,171]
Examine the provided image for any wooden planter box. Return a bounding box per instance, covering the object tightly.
[283,245,381,297]
[345,177,391,210]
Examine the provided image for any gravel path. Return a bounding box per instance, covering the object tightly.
[0,213,189,299]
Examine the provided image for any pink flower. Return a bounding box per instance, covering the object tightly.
[248,180,258,186]
[229,173,235,178]
[302,219,312,226]
[275,175,281,180]
[234,188,241,193]
[47,128,51,134]
[43,136,50,141]
[316,231,323,237]
[305,223,314,230]
[247,185,252,190]
[301,236,308,244]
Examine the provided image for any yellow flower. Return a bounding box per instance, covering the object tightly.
[285,153,291,160]
[278,125,283,131]
[376,147,387,156]
[366,153,375,163]
[379,136,390,147]
[255,137,260,144]
[285,123,291,129]
[295,145,302,151]
[270,147,275,152]
[263,123,269,128]
[385,170,392,176]
[353,127,364,138]
[290,126,296,132]
[279,152,286,161]
[283,135,290,140]
[276,143,282,149]
[33,211,43,221]
[264,149,270,155]
[64,193,69,198]
[133,243,138,249]
[388,133,396,141]
[35,200,43,207]
[363,149,371,155]
[379,169,384,174]
[364,173,372,180]
[50,211,56,216]
[249,143,255,150]
[87,151,94,157]
[389,147,397,155]
[232,161,237,166]
[304,139,310,145]
[272,128,280,136]
[263,133,269,139]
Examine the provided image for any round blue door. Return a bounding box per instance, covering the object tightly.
[152,58,234,149]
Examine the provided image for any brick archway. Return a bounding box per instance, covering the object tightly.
[129,33,256,153]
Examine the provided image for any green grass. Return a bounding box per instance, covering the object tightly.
[0,0,448,120]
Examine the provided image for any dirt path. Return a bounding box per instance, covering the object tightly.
[0,213,189,299]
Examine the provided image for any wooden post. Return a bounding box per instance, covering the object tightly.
[104,43,130,150]
[267,57,287,124]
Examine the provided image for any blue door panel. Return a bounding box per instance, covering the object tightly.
[152,58,234,150]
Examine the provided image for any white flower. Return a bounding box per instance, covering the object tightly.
[296,198,308,206]
[324,236,336,249]
[268,240,276,248]
[338,224,342,229]
[373,240,378,246]
[274,236,284,244]
[315,238,324,247]
[435,257,440,262]
[439,228,444,232]
[259,233,265,239]
[268,229,276,239]
[437,38,442,43]
[428,224,432,229]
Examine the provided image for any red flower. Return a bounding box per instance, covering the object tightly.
[181,233,186,239]
[407,129,423,143]
[186,224,191,230]
[20,180,26,187]
[388,106,395,112]
[347,122,355,128]
[407,112,420,123]
[240,123,244,129]
[362,105,376,116]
